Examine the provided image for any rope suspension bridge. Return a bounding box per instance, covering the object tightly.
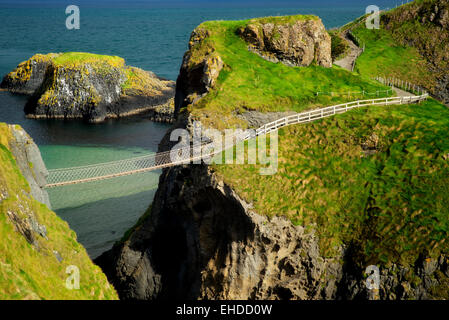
[45,89,428,189]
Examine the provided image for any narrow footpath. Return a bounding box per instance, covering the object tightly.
[334,30,362,72]
[334,30,414,97]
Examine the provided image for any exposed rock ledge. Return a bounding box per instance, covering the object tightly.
[7,124,51,209]
[148,98,175,124]
[1,53,175,123]
[237,17,332,68]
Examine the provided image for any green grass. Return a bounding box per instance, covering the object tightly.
[121,67,171,96]
[186,17,393,129]
[52,52,125,69]
[350,12,436,90]
[0,123,118,300]
[213,98,449,267]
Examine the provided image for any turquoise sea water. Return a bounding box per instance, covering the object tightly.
[0,1,400,257]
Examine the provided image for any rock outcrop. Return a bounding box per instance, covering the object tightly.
[382,0,449,104]
[7,125,51,209]
[1,53,175,123]
[148,98,175,124]
[175,28,224,115]
[237,17,332,68]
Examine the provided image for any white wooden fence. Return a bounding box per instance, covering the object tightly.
[316,88,392,97]
[375,76,427,96]
[248,94,428,138]
[46,92,428,188]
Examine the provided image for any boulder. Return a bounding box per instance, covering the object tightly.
[237,18,332,68]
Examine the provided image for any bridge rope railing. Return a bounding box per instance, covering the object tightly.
[45,92,428,188]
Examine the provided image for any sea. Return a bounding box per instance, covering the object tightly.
[0,0,402,258]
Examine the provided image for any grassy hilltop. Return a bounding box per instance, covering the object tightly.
[0,123,118,300]
[183,16,393,129]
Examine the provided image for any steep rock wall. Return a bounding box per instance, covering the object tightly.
[97,159,449,300]
[7,125,51,209]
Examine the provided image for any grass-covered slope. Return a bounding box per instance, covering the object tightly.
[197,12,449,267]
[350,0,448,100]
[214,99,449,266]
[351,16,435,89]
[184,16,392,129]
[0,123,118,300]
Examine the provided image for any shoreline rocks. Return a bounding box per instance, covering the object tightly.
[148,98,175,124]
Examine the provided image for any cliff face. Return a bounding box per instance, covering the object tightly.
[175,28,224,115]
[1,53,175,123]
[0,123,117,299]
[97,15,449,300]
[97,163,449,300]
[237,17,332,68]
[7,125,51,209]
[97,164,343,300]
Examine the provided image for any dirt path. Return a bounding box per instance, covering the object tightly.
[392,86,413,97]
[334,30,362,72]
[334,30,415,97]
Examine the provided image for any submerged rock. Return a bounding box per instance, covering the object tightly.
[1,53,175,123]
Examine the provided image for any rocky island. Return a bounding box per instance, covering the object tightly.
[1,52,175,123]
[97,5,449,301]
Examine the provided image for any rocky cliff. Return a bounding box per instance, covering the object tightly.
[96,14,449,300]
[237,16,332,68]
[0,123,117,299]
[1,53,175,123]
[6,125,51,209]
[97,160,449,300]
